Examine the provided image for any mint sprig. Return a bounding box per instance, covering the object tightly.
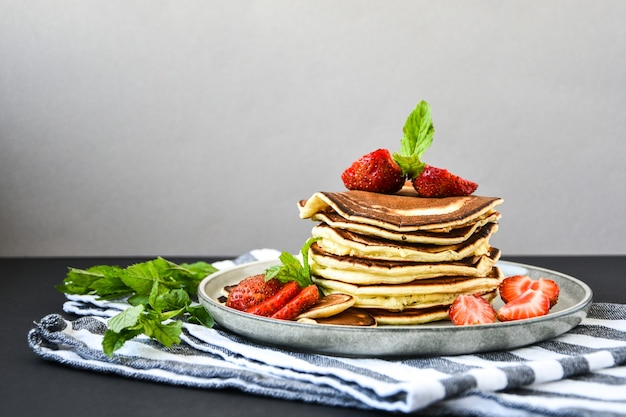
[264,237,320,287]
[56,257,217,357]
[393,100,435,180]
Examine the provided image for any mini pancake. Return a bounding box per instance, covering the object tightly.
[312,222,498,263]
[309,210,501,245]
[298,190,503,233]
[309,243,501,284]
[364,306,450,325]
[297,308,377,327]
[313,268,503,311]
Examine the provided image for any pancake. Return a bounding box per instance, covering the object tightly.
[297,186,504,326]
[309,243,501,284]
[312,222,498,263]
[299,190,503,233]
[310,210,501,244]
[313,268,503,310]
[364,290,498,325]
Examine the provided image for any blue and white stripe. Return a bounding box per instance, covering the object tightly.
[28,252,626,416]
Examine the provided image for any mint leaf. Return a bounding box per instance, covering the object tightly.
[168,260,218,295]
[123,259,167,295]
[56,257,217,356]
[393,100,435,179]
[146,320,182,348]
[401,100,434,158]
[107,304,144,333]
[55,265,131,298]
[265,237,320,287]
[186,305,215,327]
[103,328,142,357]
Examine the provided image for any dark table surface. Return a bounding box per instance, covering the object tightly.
[2,255,625,417]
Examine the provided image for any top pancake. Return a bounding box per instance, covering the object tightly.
[299,190,503,233]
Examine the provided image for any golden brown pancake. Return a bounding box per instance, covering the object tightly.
[309,243,501,284]
[309,210,501,244]
[313,268,503,310]
[297,187,504,326]
[312,222,498,262]
[299,190,503,233]
[363,290,498,325]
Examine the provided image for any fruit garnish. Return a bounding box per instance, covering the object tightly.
[499,275,560,307]
[496,289,551,321]
[448,294,497,326]
[412,165,478,198]
[341,148,405,194]
[271,284,320,320]
[340,101,479,197]
[341,101,433,194]
[246,280,302,317]
[225,274,284,311]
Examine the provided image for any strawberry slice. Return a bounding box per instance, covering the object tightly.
[341,148,405,194]
[496,289,551,321]
[412,165,477,197]
[225,274,284,311]
[530,278,560,307]
[245,280,301,317]
[271,285,320,320]
[448,294,497,326]
[498,275,534,304]
[499,275,560,307]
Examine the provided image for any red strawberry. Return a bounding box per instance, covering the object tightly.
[412,165,477,197]
[245,280,302,317]
[341,149,405,194]
[225,274,283,311]
[448,294,497,326]
[499,275,534,304]
[531,278,560,307]
[497,289,551,321]
[499,275,560,307]
[271,285,320,320]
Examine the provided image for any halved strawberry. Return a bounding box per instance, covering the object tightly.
[448,294,497,326]
[498,275,534,304]
[341,149,405,194]
[499,275,560,307]
[245,280,301,317]
[530,278,560,307]
[412,165,477,198]
[496,289,551,322]
[271,285,320,320]
[225,274,284,311]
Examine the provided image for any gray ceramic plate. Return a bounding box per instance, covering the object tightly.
[197,260,593,357]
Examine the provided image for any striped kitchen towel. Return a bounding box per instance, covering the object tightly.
[28,250,626,416]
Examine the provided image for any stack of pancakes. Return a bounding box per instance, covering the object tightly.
[298,185,504,325]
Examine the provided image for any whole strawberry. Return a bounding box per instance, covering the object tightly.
[341,148,405,194]
[412,165,478,198]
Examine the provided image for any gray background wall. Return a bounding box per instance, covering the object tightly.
[1,0,625,258]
